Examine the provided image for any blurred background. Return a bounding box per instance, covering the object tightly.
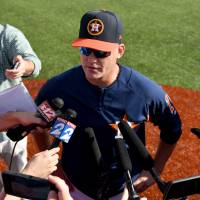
[0,0,199,90]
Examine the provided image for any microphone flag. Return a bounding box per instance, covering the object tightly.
[50,117,76,143]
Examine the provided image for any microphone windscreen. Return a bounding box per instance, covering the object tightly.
[118,120,154,170]
[65,108,77,121]
[115,137,132,171]
[191,128,200,138]
[85,127,102,167]
[51,98,64,110]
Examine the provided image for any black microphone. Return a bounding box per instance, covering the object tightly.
[191,128,200,139]
[48,108,77,149]
[118,120,166,193]
[6,97,65,141]
[114,136,132,172]
[85,127,110,200]
[85,127,103,168]
[114,135,140,200]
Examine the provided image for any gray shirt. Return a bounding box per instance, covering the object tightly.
[0,24,41,91]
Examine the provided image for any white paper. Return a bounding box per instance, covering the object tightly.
[0,82,37,114]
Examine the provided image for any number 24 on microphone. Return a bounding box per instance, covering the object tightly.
[50,118,76,143]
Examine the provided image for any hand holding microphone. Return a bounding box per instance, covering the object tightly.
[6,97,65,141]
[118,120,166,193]
[49,108,77,149]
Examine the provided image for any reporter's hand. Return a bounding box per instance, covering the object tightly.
[5,55,28,79]
[133,170,155,193]
[47,175,73,200]
[0,112,47,131]
[13,112,47,127]
[22,147,60,178]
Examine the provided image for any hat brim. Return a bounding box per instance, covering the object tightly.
[72,38,119,52]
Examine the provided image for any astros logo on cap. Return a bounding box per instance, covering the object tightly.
[87,19,104,36]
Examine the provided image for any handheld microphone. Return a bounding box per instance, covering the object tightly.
[114,135,140,200]
[49,108,77,149]
[118,120,166,193]
[6,97,64,141]
[191,128,200,139]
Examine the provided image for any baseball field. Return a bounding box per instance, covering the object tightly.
[0,0,200,199]
[26,81,200,200]
[0,80,199,199]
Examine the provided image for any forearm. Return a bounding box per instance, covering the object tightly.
[22,60,35,76]
[0,112,20,131]
[154,139,176,174]
[0,112,46,131]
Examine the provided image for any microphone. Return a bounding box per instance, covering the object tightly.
[85,127,103,168]
[114,135,140,200]
[6,97,65,141]
[85,127,110,200]
[48,108,77,149]
[118,120,166,193]
[191,128,200,139]
[114,136,132,172]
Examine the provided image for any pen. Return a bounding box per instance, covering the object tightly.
[13,62,20,69]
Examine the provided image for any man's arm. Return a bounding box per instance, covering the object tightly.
[3,24,41,78]
[47,175,73,200]
[154,139,176,173]
[132,138,177,193]
[0,112,46,131]
[5,55,36,79]
[22,147,60,178]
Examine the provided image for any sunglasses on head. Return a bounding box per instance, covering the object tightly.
[80,47,111,58]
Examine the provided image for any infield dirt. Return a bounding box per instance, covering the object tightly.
[0,80,199,200]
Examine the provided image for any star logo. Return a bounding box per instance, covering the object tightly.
[87,19,104,36]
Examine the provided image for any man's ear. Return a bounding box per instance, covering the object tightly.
[117,44,125,59]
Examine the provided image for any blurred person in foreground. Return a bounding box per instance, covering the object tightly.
[0,112,61,200]
[0,23,41,191]
[34,10,182,200]
[1,175,73,200]
[0,147,60,200]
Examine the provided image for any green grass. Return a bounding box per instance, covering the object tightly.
[1,0,200,90]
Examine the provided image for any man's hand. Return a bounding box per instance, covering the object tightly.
[13,112,46,127]
[5,55,34,79]
[47,175,73,200]
[0,112,47,131]
[133,170,155,193]
[22,147,60,178]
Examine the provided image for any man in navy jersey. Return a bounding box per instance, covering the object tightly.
[34,10,182,200]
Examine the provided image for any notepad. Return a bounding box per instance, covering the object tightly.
[0,82,37,114]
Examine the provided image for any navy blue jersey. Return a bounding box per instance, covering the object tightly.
[35,65,182,198]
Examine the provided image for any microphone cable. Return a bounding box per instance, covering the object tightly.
[8,141,19,170]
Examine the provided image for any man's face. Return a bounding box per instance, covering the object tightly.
[80,44,125,87]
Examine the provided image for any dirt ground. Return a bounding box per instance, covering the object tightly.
[0,80,200,200]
